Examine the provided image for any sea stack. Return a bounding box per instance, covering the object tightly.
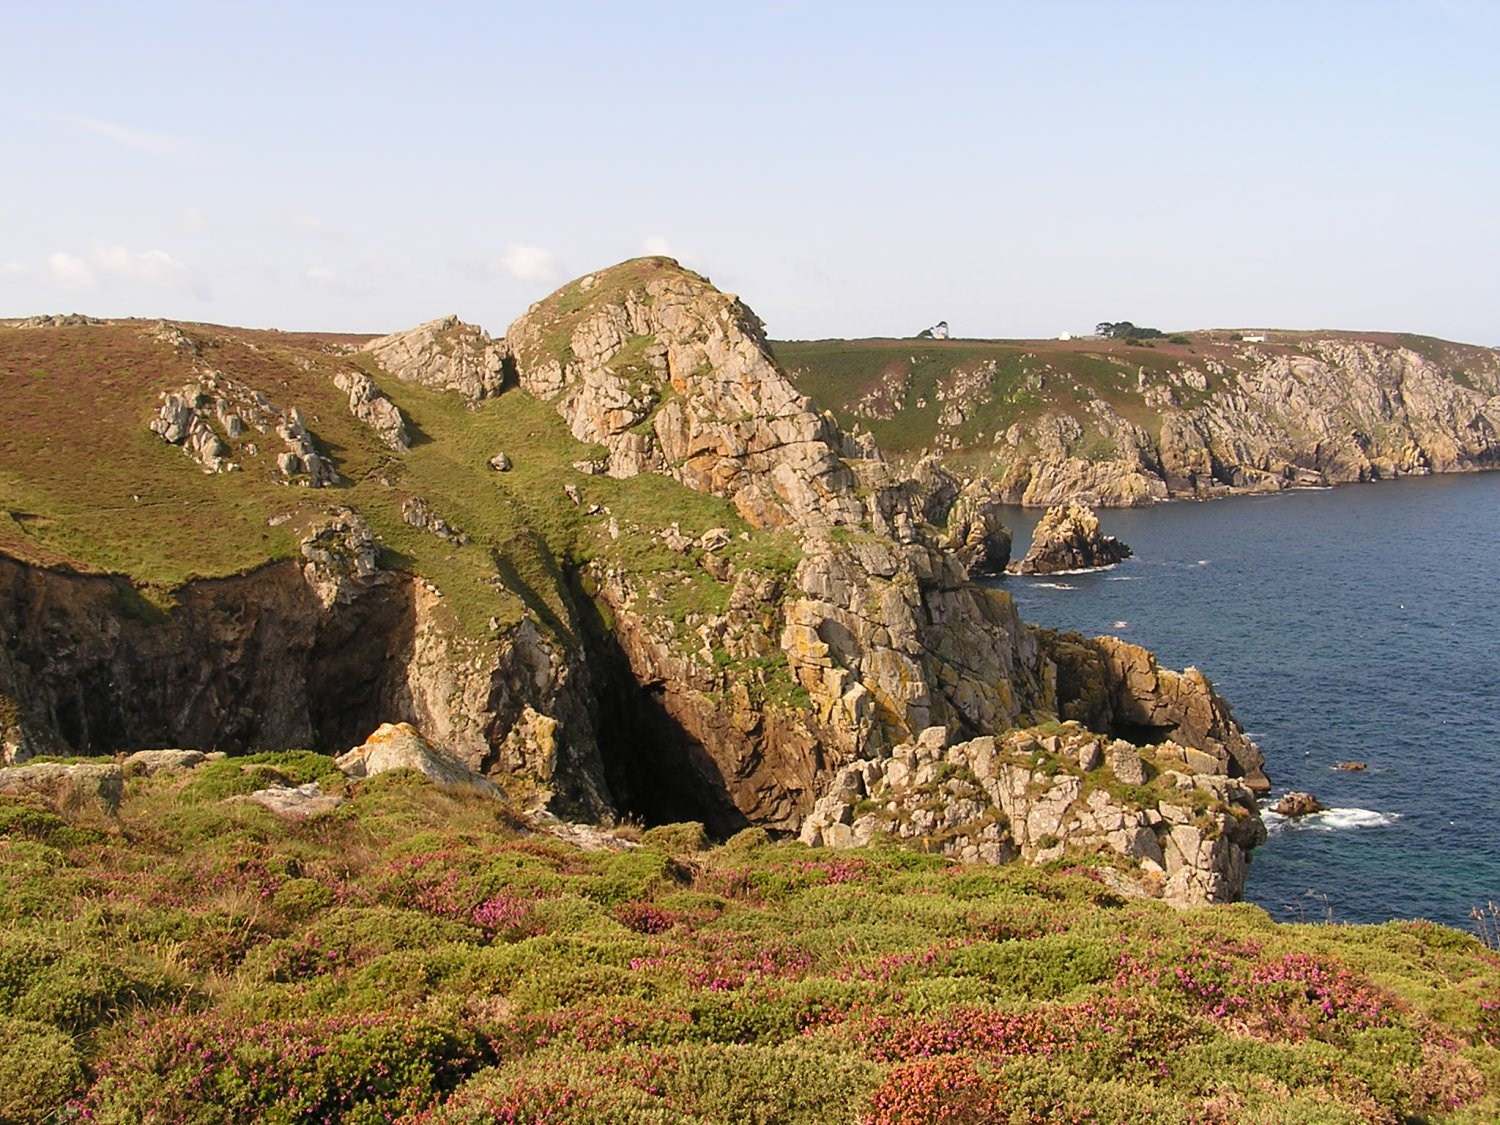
[1007,501,1132,575]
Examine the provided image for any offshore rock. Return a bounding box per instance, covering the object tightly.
[1273,790,1325,817]
[1008,501,1131,575]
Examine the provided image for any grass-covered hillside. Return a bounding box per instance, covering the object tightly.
[3,760,1498,1123]
[0,318,795,643]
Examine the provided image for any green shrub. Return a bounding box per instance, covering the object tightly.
[0,1015,85,1123]
[641,821,709,854]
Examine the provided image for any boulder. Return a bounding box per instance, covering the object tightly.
[0,761,123,815]
[336,722,498,797]
[488,452,512,472]
[1333,760,1368,772]
[1007,501,1131,575]
[122,749,206,777]
[238,781,344,820]
[1272,791,1325,817]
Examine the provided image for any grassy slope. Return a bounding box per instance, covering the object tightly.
[0,322,793,643]
[775,331,1500,468]
[1,768,1497,1123]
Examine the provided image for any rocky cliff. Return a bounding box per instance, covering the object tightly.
[778,331,1500,506]
[0,263,1275,903]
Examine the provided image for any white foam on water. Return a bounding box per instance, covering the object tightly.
[1111,620,1129,629]
[1106,575,1142,581]
[1197,559,1210,566]
[1262,806,1401,834]
[1031,581,1076,590]
[1033,562,1120,576]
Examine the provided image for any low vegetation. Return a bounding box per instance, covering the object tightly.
[1,763,1497,1122]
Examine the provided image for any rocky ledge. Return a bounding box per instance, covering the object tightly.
[1007,501,1132,575]
[800,720,1264,904]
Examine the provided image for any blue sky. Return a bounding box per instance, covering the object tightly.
[3,1,1497,342]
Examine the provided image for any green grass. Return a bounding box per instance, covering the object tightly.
[0,321,806,663]
[0,771,1495,1123]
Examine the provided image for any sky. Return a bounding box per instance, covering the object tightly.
[2,1,1497,344]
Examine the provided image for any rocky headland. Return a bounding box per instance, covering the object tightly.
[778,331,1500,507]
[0,258,1269,905]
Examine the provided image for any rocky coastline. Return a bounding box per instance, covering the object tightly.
[0,257,1274,905]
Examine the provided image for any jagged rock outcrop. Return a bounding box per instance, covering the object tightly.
[362,315,508,402]
[1008,502,1131,575]
[149,374,338,486]
[799,721,1264,904]
[941,478,1013,575]
[1043,631,1269,793]
[0,259,1279,905]
[333,368,410,450]
[506,258,864,529]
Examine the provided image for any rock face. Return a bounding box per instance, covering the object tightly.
[506,258,864,529]
[941,478,1013,575]
[0,548,611,819]
[799,721,1265,905]
[362,315,508,402]
[1007,502,1131,575]
[991,340,1500,506]
[1044,632,1270,793]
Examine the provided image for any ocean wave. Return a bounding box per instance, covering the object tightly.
[1263,806,1401,833]
[1111,620,1129,629]
[1030,581,1076,590]
[1106,575,1142,581]
[1027,562,1120,576]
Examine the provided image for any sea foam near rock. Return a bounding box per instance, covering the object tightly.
[1262,806,1401,833]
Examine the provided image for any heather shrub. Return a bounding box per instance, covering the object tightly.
[640,821,709,853]
[84,1014,488,1123]
[946,933,1115,998]
[0,1015,85,1123]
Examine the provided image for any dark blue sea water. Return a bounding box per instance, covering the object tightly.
[990,473,1500,929]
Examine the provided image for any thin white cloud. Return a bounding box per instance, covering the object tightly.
[180,207,208,235]
[64,115,178,155]
[500,245,559,282]
[46,246,204,296]
[47,252,96,288]
[0,260,26,277]
[93,246,191,287]
[305,264,338,285]
[642,235,674,257]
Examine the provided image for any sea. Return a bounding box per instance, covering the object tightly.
[989,472,1500,929]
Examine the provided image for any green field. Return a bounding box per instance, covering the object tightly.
[2,762,1497,1123]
